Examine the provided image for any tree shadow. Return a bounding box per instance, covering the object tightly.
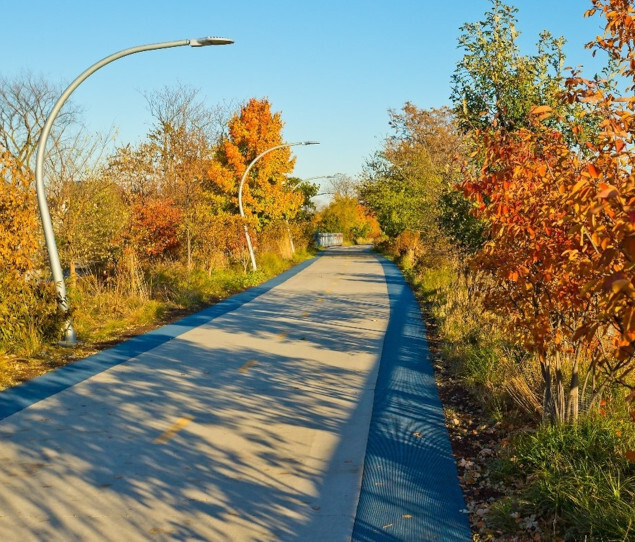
[0,245,390,540]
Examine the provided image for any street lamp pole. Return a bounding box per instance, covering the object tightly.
[238,141,319,271]
[35,36,233,345]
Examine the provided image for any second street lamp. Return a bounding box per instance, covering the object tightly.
[238,141,319,271]
[35,36,233,346]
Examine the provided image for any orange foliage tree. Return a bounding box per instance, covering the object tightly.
[461,0,635,422]
[0,149,62,349]
[560,0,635,397]
[463,116,594,422]
[209,98,304,231]
[127,198,182,262]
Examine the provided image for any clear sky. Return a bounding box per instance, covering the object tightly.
[0,0,607,187]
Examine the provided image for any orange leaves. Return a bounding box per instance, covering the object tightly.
[530,105,553,121]
[128,198,182,260]
[615,138,626,153]
[597,184,619,199]
[0,151,38,277]
[587,163,601,178]
[215,98,299,227]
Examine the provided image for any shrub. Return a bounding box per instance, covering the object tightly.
[0,274,64,355]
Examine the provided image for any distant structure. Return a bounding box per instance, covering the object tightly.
[315,233,343,247]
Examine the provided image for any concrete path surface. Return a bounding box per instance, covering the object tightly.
[0,246,469,541]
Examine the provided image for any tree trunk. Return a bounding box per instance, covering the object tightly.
[286,220,295,255]
[555,364,565,424]
[567,358,579,422]
[187,227,192,272]
[69,259,77,289]
[541,358,555,423]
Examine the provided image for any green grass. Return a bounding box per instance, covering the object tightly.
[491,413,635,540]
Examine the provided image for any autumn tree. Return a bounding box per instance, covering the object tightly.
[456,0,635,423]
[0,150,37,276]
[361,104,468,266]
[558,0,635,401]
[210,98,304,229]
[452,0,590,422]
[52,177,129,284]
[316,195,380,242]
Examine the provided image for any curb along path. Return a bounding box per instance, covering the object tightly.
[353,257,471,541]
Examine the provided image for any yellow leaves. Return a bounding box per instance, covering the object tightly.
[587,164,601,178]
[0,152,38,276]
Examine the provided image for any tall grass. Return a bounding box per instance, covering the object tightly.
[70,249,314,346]
[0,248,315,390]
[0,274,64,356]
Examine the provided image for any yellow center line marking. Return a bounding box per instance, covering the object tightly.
[153,416,194,444]
[277,331,288,339]
[238,359,258,374]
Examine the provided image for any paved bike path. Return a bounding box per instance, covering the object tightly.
[0,246,469,541]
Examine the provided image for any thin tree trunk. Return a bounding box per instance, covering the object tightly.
[286,220,295,255]
[541,359,555,423]
[567,358,579,422]
[187,227,192,272]
[69,259,77,289]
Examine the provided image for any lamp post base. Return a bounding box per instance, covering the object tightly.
[58,324,78,347]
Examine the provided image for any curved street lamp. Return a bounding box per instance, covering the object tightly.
[238,141,319,271]
[35,36,234,345]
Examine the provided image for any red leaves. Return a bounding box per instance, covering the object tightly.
[128,198,182,260]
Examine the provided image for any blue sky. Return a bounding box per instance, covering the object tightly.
[0,1,607,187]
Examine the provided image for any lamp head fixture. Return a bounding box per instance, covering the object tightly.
[190,36,234,47]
